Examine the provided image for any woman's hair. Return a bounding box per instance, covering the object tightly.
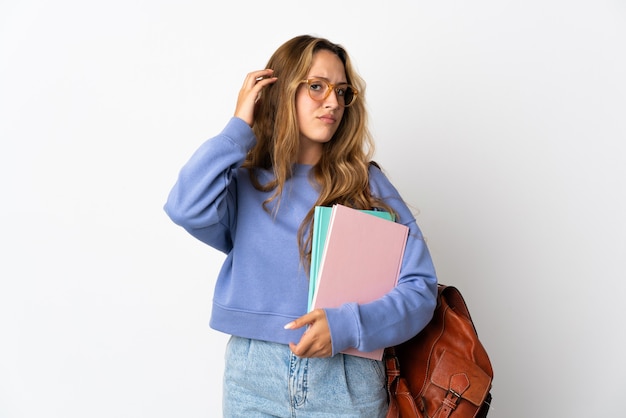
[242,34,394,269]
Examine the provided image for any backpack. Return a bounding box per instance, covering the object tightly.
[384,284,494,418]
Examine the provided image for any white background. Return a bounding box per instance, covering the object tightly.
[1,1,625,417]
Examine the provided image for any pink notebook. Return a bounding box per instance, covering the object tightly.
[311,204,409,360]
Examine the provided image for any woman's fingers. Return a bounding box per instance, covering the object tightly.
[285,309,332,358]
[234,69,276,126]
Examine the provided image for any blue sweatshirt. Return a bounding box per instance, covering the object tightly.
[164,117,438,356]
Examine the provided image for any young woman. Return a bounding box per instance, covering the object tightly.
[164,34,438,417]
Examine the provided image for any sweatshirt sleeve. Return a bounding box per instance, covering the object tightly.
[323,166,438,356]
[164,117,256,253]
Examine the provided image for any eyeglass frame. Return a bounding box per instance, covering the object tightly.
[299,78,359,107]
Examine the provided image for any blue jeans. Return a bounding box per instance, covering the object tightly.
[223,336,388,417]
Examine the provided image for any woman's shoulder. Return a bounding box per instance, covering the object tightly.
[368,162,417,224]
[368,161,395,188]
[368,162,403,200]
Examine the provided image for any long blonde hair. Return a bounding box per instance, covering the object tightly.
[242,35,394,268]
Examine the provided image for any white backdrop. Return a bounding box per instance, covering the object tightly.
[1,1,625,417]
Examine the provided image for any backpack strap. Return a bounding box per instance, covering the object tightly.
[384,347,401,418]
[438,373,470,418]
[385,347,400,387]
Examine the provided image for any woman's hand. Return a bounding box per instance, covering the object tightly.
[284,309,333,358]
[234,69,277,127]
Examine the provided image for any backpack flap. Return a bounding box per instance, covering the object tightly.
[430,350,492,407]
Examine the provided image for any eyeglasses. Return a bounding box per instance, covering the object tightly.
[300,79,359,107]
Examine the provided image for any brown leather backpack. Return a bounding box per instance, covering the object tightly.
[385,285,493,418]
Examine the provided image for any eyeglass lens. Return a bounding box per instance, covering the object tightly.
[308,80,355,107]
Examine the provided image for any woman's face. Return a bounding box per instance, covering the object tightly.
[295,49,347,164]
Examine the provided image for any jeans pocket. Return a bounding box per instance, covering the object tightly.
[370,358,386,381]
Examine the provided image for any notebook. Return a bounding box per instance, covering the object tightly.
[307,205,395,312]
[309,204,409,360]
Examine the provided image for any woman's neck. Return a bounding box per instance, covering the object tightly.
[297,142,323,165]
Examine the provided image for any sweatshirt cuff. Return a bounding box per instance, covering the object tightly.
[324,303,360,356]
